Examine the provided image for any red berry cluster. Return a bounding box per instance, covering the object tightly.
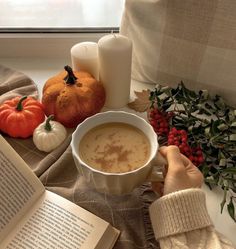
[149,108,173,136]
[168,127,190,154]
[190,147,204,166]
[167,127,204,166]
[148,108,204,166]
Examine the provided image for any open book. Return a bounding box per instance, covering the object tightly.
[0,135,120,249]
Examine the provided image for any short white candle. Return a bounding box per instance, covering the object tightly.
[71,42,99,80]
[98,34,132,108]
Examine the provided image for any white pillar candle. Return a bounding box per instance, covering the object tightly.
[71,42,99,80]
[98,34,132,108]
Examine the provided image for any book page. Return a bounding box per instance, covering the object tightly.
[1,191,119,249]
[0,135,45,242]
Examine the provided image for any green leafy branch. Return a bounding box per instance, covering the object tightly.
[149,82,236,221]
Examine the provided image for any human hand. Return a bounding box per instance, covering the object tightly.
[152,145,204,196]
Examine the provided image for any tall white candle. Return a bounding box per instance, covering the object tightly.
[98,34,132,108]
[71,42,99,80]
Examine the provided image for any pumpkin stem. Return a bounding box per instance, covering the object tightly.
[16,96,27,111]
[45,115,54,132]
[64,65,77,85]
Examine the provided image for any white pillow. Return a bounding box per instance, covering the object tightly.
[120,0,236,106]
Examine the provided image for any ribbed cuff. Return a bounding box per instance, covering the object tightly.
[149,188,212,239]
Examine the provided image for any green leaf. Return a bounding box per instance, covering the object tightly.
[199,90,209,100]
[214,95,226,110]
[171,87,179,96]
[230,122,236,127]
[217,123,228,131]
[224,177,236,183]
[205,126,211,136]
[211,120,221,135]
[227,110,236,122]
[222,167,236,174]
[200,163,210,176]
[227,197,236,222]
[153,88,163,96]
[162,86,171,93]
[221,186,227,213]
[196,104,213,116]
[219,159,227,167]
[230,134,236,141]
[218,151,226,160]
[205,178,218,185]
[181,83,197,100]
[162,97,172,111]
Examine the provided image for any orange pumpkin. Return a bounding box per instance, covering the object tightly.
[0,96,45,138]
[42,66,106,128]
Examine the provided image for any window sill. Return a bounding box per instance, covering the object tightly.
[0,31,115,58]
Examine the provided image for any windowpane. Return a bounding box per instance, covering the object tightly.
[0,0,125,32]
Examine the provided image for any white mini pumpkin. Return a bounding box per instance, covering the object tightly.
[33,115,67,152]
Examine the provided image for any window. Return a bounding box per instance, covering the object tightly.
[0,0,125,58]
[0,0,125,33]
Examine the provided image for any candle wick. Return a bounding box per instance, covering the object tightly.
[84,46,88,53]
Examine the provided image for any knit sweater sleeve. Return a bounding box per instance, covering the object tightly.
[149,189,235,249]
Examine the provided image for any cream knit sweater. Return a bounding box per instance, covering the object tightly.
[149,189,235,248]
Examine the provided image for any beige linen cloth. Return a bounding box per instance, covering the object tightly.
[120,0,236,106]
[0,64,160,249]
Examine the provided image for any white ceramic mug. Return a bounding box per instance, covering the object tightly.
[71,111,166,195]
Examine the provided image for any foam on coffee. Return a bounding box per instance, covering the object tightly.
[79,122,151,173]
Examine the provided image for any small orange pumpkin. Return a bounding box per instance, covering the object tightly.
[42,66,106,128]
[0,96,45,138]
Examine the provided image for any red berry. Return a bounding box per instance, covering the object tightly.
[172,127,177,134]
[196,150,202,156]
[198,156,204,163]
[180,130,187,136]
[150,113,154,119]
[182,137,187,143]
[164,128,169,133]
[149,108,170,136]
[150,120,156,127]
[189,155,194,161]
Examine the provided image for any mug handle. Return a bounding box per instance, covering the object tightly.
[147,151,167,182]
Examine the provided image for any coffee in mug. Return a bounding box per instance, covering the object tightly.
[71,111,166,195]
[79,122,151,173]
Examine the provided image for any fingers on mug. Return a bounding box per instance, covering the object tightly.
[147,151,167,182]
